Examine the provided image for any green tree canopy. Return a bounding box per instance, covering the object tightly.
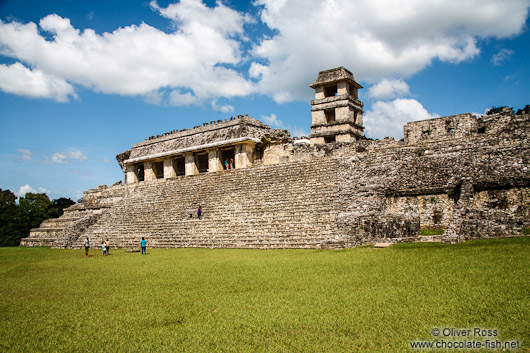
[0,190,75,246]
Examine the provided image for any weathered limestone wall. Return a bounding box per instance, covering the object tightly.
[386,194,454,229]
[127,116,269,161]
[21,111,530,249]
[404,113,477,144]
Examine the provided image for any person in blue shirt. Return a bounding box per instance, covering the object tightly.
[140,237,146,255]
[101,241,107,256]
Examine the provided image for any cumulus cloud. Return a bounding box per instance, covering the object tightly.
[368,79,411,100]
[364,98,439,140]
[0,0,254,104]
[491,48,515,65]
[15,148,34,162]
[290,127,309,138]
[0,0,528,108]
[169,90,200,106]
[71,169,92,176]
[261,113,283,127]
[251,0,530,102]
[0,63,77,102]
[16,184,49,197]
[211,99,234,113]
[42,149,87,165]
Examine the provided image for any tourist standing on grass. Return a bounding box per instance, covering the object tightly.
[102,241,107,256]
[84,237,89,257]
[141,237,147,255]
[197,205,202,219]
[106,239,110,255]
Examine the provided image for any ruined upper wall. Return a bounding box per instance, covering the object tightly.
[404,113,477,144]
[403,108,522,144]
[125,115,271,161]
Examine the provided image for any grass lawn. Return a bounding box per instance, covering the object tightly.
[1,238,529,352]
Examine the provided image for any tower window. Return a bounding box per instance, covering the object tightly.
[324,85,337,97]
[324,109,336,123]
[324,136,336,143]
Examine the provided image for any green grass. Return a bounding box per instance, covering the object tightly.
[1,238,529,352]
[420,228,445,236]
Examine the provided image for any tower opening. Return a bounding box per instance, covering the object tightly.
[324,84,338,97]
[325,109,336,123]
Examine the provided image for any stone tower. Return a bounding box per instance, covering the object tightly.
[309,67,364,144]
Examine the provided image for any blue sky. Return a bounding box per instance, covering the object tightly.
[1,0,529,201]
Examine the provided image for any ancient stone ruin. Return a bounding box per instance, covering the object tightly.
[21,67,530,249]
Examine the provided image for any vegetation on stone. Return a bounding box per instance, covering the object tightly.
[420,228,445,235]
[1,238,529,352]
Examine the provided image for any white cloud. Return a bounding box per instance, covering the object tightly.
[16,184,50,197]
[0,0,528,107]
[290,127,309,138]
[42,148,87,165]
[491,48,514,65]
[251,0,530,102]
[169,90,200,106]
[261,113,283,127]
[0,63,77,102]
[0,1,254,103]
[364,98,439,140]
[368,79,410,100]
[15,148,34,162]
[211,99,234,113]
[71,169,92,176]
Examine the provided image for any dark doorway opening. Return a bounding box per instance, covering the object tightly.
[136,164,144,182]
[196,153,209,173]
[153,161,164,179]
[221,148,235,169]
[174,156,185,176]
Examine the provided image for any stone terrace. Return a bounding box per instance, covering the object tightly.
[74,157,343,249]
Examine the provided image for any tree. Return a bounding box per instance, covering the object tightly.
[0,189,20,246]
[0,190,76,246]
[485,106,508,115]
[48,197,75,218]
[516,105,530,116]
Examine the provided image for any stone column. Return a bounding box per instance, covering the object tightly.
[144,161,156,182]
[337,81,349,95]
[184,153,197,176]
[235,143,254,169]
[163,157,176,179]
[208,149,221,173]
[125,164,137,184]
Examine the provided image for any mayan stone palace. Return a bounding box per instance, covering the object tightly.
[21,67,530,249]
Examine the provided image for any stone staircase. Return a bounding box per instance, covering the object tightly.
[75,158,343,249]
[20,205,99,247]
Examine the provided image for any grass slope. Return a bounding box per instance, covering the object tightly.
[1,238,529,352]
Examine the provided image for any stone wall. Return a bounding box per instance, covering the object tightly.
[125,116,270,161]
[21,110,530,249]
